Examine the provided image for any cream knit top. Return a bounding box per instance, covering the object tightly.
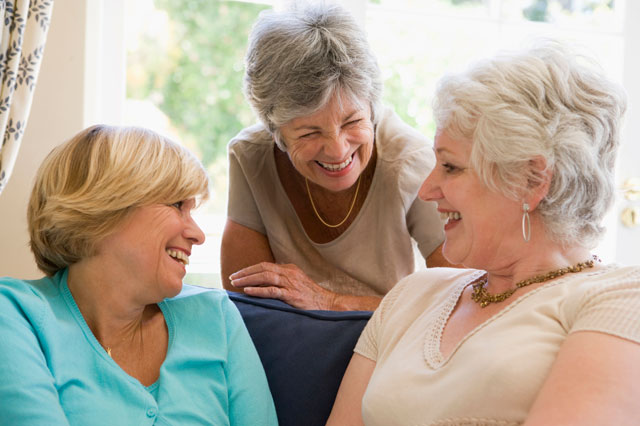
[355,265,640,425]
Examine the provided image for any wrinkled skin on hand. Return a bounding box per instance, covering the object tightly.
[229,262,337,310]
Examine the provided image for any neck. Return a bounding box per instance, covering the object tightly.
[67,258,151,348]
[484,243,594,294]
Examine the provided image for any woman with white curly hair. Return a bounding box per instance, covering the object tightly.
[328,41,640,425]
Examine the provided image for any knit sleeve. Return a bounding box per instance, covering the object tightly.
[0,277,71,425]
[354,278,409,361]
[226,137,266,234]
[564,266,640,344]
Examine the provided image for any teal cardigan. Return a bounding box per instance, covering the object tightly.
[0,269,277,425]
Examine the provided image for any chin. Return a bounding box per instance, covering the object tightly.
[442,244,464,267]
[164,281,184,299]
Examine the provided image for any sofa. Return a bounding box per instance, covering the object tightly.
[228,292,372,426]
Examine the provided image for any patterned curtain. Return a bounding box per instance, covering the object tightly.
[0,0,54,195]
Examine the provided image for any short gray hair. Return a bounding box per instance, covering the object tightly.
[243,1,383,150]
[433,40,627,248]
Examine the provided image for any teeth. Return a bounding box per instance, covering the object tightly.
[317,154,353,171]
[440,211,461,221]
[166,249,189,265]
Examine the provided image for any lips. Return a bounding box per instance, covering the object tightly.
[166,248,189,265]
[316,152,355,172]
[440,211,461,221]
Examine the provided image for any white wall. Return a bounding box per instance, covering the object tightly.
[616,0,640,265]
[0,0,88,278]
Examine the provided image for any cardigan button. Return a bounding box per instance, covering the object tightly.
[146,408,157,418]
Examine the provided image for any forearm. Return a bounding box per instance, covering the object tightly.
[221,219,275,291]
[330,293,381,311]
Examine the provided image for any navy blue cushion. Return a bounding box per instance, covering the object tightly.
[228,292,372,426]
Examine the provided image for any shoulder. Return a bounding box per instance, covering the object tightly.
[0,273,63,329]
[564,264,640,306]
[168,284,230,307]
[562,264,640,340]
[228,123,273,155]
[0,273,61,309]
[165,285,241,322]
[375,107,433,165]
[567,264,640,297]
[375,107,435,197]
[378,267,478,321]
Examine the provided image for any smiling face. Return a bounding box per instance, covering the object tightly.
[96,198,205,302]
[419,130,522,269]
[279,93,375,193]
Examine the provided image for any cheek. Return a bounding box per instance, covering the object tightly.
[290,141,320,163]
[355,126,374,144]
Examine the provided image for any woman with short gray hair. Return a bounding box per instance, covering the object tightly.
[222,2,451,310]
[328,41,640,424]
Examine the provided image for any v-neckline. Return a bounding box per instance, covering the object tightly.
[423,270,484,369]
[422,266,611,369]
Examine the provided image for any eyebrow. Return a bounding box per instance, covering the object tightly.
[433,146,455,155]
[292,110,361,131]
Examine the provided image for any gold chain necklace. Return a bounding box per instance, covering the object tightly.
[471,256,598,308]
[305,176,361,228]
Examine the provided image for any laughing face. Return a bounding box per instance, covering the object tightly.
[419,130,521,268]
[279,93,375,193]
[96,198,205,301]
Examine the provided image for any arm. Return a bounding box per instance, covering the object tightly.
[222,296,279,426]
[223,219,380,310]
[525,331,640,425]
[229,260,381,311]
[326,353,376,426]
[220,219,275,292]
[0,300,70,424]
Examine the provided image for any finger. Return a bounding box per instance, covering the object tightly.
[229,262,282,280]
[243,285,284,300]
[230,270,285,288]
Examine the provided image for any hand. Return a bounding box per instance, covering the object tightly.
[228,262,337,310]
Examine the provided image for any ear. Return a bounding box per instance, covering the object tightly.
[525,156,552,210]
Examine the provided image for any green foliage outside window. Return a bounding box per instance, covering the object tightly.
[128,0,617,171]
[127,0,268,168]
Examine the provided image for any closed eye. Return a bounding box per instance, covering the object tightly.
[442,163,459,173]
[343,119,362,127]
[299,131,320,139]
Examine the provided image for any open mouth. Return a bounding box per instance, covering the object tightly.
[166,249,189,265]
[440,211,461,223]
[316,152,355,172]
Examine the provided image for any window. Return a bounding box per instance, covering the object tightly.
[125,0,273,287]
[124,0,634,284]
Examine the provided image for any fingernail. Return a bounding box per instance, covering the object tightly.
[229,278,236,287]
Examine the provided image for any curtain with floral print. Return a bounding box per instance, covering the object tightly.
[0,0,53,196]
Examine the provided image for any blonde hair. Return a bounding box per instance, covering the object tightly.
[28,125,210,276]
[433,41,626,248]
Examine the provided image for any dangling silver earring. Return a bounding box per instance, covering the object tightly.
[522,203,531,242]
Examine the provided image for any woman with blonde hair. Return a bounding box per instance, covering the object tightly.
[328,41,640,425]
[0,125,277,425]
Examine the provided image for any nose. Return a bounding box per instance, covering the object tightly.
[323,131,350,159]
[419,169,443,202]
[184,215,206,246]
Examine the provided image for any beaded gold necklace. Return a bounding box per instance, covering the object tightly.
[471,256,598,308]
